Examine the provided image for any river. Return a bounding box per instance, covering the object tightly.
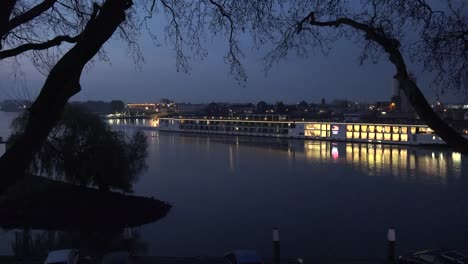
[0,112,467,259]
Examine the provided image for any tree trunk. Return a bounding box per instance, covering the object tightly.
[0,0,16,46]
[0,0,132,193]
[398,77,468,154]
[307,16,468,155]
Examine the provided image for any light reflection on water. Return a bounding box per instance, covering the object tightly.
[106,118,152,128]
[301,141,461,186]
[1,118,467,258]
[132,130,466,258]
[145,128,463,187]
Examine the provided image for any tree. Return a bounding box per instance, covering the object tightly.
[110,100,125,113]
[256,101,268,113]
[297,101,309,112]
[259,1,467,153]
[0,0,252,190]
[9,105,148,192]
[275,101,286,114]
[0,0,134,190]
[205,102,222,116]
[1,0,467,192]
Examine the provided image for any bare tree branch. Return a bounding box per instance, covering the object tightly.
[0,34,80,59]
[6,0,58,36]
[294,11,468,153]
[208,0,245,83]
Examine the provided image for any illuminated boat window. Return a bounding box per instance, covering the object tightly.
[376,133,383,140]
[361,133,368,139]
[401,127,408,134]
[376,126,383,133]
[392,134,399,141]
[392,126,399,133]
[327,124,331,130]
[354,125,360,132]
[346,132,353,138]
[368,133,375,140]
[384,126,391,133]
[321,124,327,130]
[347,125,353,132]
[361,125,368,132]
[410,127,417,134]
[384,133,391,141]
[368,126,375,133]
[353,132,360,139]
[401,134,408,142]
[321,130,327,137]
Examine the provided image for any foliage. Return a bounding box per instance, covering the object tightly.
[10,105,148,192]
[275,101,286,114]
[256,101,268,113]
[110,100,125,113]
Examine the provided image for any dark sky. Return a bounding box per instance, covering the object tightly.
[0,11,459,104]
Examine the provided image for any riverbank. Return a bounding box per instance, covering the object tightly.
[0,176,171,231]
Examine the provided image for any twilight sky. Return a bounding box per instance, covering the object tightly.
[0,8,461,105]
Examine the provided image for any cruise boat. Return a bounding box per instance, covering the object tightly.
[154,115,448,146]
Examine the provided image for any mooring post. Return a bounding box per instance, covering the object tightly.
[123,226,132,240]
[387,227,396,263]
[273,227,280,264]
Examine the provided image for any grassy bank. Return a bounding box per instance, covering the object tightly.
[0,176,171,231]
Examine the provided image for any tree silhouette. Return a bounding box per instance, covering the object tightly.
[9,105,148,192]
[256,101,268,114]
[297,101,309,112]
[261,1,467,153]
[110,100,125,113]
[0,0,249,190]
[0,0,134,190]
[1,0,467,192]
[275,101,286,114]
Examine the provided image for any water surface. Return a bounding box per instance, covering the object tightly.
[1,115,467,259]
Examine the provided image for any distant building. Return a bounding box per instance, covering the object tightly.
[125,103,159,114]
[446,103,468,120]
[175,103,207,115]
[228,103,255,114]
[126,103,158,111]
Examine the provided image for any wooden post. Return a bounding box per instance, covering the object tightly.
[123,227,132,240]
[273,227,280,264]
[387,227,396,263]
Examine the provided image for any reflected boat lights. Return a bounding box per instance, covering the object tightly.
[332,146,339,159]
[303,142,461,181]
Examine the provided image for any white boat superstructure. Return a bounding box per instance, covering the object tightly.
[155,116,447,145]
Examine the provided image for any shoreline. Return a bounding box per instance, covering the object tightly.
[0,176,171,231]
